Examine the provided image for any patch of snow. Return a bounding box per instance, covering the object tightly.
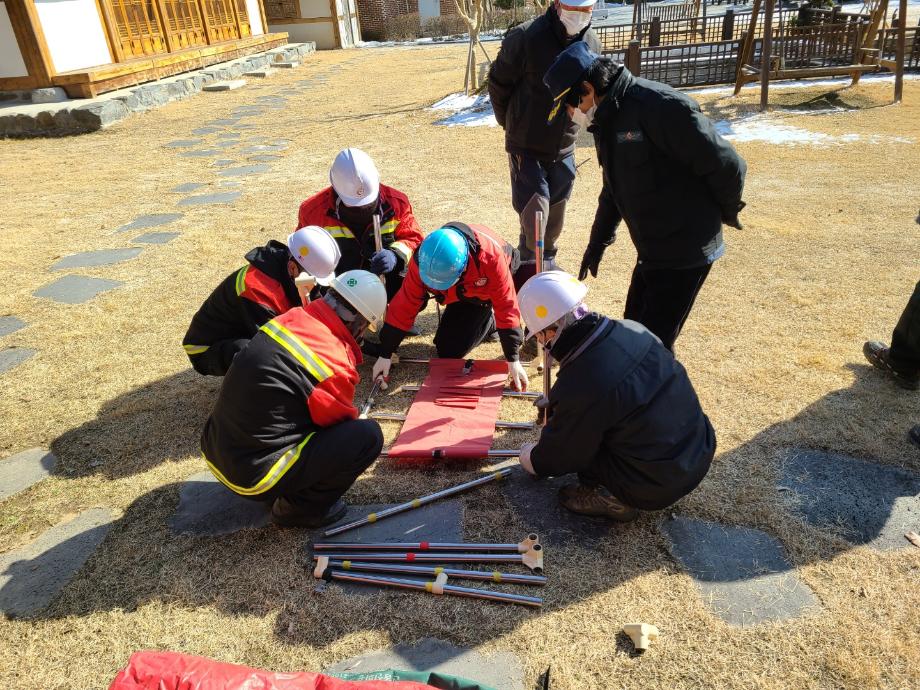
[715,113,915,146]
[429,92,498,127]
[357,32,503,49]
[689,72,920,96]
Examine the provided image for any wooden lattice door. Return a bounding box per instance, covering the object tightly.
[159,0,208,48]
[235,0,252,36]
[108,0,169,57]
[200,0,241,41]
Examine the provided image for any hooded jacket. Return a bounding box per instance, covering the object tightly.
[588,67,747,268]
[530,313,714,510]
[488,6,601,162]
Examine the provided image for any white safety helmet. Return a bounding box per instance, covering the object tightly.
[330,269,387,332]
[329,147,380,207]
[518,270,589,336]
[287,226,341,286]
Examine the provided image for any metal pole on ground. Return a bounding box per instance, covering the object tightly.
[312,544,544,573]
[315,534,540,553]
[894,0,907,102]
[760,0,775,111]
[534,210,552,426]
[321,560,548,586]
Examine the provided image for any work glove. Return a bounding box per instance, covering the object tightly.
[508,359,529,392]
[518,442,537,476]
[372,356,392,390]
[722,202,746,230]
[369,249,398,275]
[578,243,606,281]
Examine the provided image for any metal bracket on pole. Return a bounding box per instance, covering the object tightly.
[522,544,544,574]
[359,379,382,419]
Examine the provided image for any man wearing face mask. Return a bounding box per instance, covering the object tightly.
[543,42,746,352]
[296,148,425,303]
[488,0,600,291]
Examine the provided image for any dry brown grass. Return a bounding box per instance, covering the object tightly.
[1,46,919,689]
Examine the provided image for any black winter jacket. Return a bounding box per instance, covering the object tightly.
[488,7,600,162]
[530,314,715,510]
[588,68,747,269]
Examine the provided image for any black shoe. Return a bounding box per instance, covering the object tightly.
[271,497,348,528]
[863,341,920,390]
[910,425,920,450]
[558,484,638,522]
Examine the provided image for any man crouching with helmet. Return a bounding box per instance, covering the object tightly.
[200,270,387,528]
[516,271,714,522]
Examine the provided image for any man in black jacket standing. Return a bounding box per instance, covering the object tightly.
[488,0,601,289]
[516,271,715,520]
[543,42,747,350]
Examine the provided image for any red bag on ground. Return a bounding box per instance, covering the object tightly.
[108,651,439,690]
[386,359,508,461]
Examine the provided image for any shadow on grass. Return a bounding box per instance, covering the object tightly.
[49,369,220,480]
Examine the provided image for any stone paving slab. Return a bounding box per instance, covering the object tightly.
[171,183,205,193]
[179,149,223,158]
[324,638,524,690]
[178,190,241,206]
[203,80,247,92]
[133,231,179,244]
[0,347,36,374]
[51,247,142,270]
[207,118,240,126]
[240,143,288,153]
[218,181,241,188]
[249,154,282,162]
[660,516,819,626]
[216,131,242,139]
[0,316,26,337]
[164,139,202,148]
[0,508,114,618]
[0,448,56,501]
[211,140,240,149]
[503,474,615,543]
[212,159,236,167]
[217,164,270,177]
[192,126,222,135]
[169,472,271,536]
[781,449,920,550]
[115,213,182,233]
[33,275,123,304]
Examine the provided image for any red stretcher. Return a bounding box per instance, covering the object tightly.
[385,359,509,461]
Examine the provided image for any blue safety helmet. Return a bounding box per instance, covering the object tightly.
[417,226,470,291]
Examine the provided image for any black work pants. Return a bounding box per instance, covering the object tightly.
[624,263,712,351]
[268,418,383,515]
[889,280,920,373]
[188,338,249,377]
[433,301,495,359]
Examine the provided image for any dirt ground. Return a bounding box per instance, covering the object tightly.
[0,45,918,689]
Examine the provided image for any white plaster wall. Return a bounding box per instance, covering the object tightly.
[34,0,112,73]
[298,0,331,19]
[271,20,335,49]
[245,0,264,34]
[0,2,29,78]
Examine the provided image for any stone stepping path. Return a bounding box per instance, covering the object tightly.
[0,347,36,374]
[203,79,247,92]
[217,164,270,178]
[34,275,123,304]
[0,316,26,337]
[324,638,524,690]
[179,149,223,158]
[660,516,819,626]
[192,126,223,135]
[217,181,241,189]
[169,472,271,536]
[171,182,206,193]
[240,143,288,154]
[51,247,142,271]
[0,508,113,618]
[216,132,242,139]
[115,213,182,233]
[782,449,920,550]
[177,190,241,206]
[133,231,179,244]
[212,159,235,167]
[207,118,239,126]
[0,448,56,501]
[249,154,282,162]
[164,139,202,149]
[502,474,614,542]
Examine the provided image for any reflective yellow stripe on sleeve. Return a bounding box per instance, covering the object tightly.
[380,219,399,235]
[235,265,249,296]
[389,241,413,264]
[260,319,334,383]
[183,344,210,355]
[204,432,315,496]
[324,225,356,240]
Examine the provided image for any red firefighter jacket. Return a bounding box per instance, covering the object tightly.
[200,299,362,496]
[379,222,523,361]
[296,184,424,273]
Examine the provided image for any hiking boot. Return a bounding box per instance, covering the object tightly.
[271,497,348,528]
[910,425,920,450]
[863,341,920,390]
[558,484,639,522]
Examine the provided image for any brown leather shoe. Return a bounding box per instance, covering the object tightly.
[863,341,920,390]
[558,484,639,522]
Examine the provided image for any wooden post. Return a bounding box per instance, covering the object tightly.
[722,8,735,40]
[734,0,762,94]
[636,0,644,44]
[4,0,55,86]
[894,0,906,101]
[760,0,774,111]
[649,16,661,46]
[626,39,641,75]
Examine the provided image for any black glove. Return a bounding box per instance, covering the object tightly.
[369,249,397,275]
[723,202,746,230]
[578,243,606,281]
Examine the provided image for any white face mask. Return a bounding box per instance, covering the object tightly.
[559,8,591,36]
[570,97,596,129]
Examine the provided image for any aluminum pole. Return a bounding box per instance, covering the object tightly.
[324,560,547,586]
[534,209,552,424]
[315,533,539,553]
[372,214,385,285]
[370,412,534,431]
[359,379,382,419]
[325,570,543,607]
[323,467,514,537]
[394,384,541,399]
[313,545,544,574]
[378,449,520,459]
